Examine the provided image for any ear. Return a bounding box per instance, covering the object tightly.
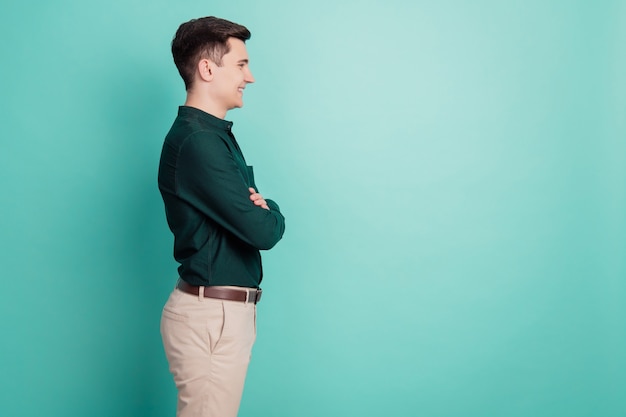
[197,58,214,82]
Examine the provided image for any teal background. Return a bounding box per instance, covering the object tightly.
[1,1,625,416]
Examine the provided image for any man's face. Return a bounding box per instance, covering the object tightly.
[211,38,255,112]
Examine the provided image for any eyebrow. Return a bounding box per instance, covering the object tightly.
[237,59,249,64]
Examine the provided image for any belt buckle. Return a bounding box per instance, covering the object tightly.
[255,288,262,304]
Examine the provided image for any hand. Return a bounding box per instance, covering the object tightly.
[249,187,269,210]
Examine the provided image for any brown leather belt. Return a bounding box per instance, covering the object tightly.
[176,280,262,304]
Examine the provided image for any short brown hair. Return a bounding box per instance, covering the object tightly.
[171,16,251,90]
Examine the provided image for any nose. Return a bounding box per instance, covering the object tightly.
[245,68,255,84]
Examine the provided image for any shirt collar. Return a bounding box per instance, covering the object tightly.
[178,106,234,131]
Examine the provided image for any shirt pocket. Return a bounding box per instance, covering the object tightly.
[246,165,257,190]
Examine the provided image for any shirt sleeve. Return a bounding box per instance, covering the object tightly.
[176,132,285,250]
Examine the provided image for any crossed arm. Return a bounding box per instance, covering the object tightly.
[173,134,284,250]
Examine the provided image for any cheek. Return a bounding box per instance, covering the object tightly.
[228,72,243,87]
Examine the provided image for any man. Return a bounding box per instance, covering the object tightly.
[157,16,286,417]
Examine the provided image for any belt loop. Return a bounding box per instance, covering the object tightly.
[244,288,250,305]
[198,286,204,301]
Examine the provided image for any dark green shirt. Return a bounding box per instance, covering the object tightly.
[158,106,285,288]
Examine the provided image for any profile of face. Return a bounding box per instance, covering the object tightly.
[210,38,255,112]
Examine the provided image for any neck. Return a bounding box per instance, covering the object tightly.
[184,90,227,119]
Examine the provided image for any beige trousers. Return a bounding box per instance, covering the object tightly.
[161,288,257,417]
